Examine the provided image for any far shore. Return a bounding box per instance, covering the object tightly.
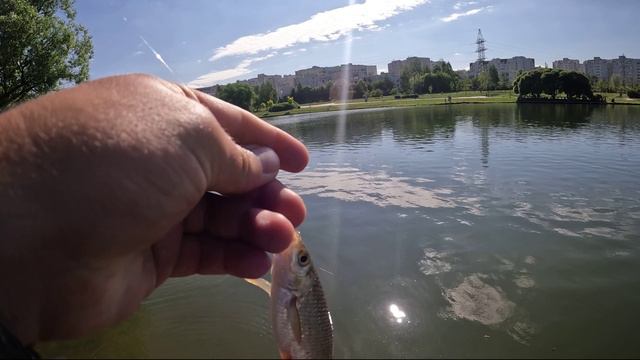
[256,91,640,119]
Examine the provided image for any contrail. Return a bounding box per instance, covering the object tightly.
[139,36,174,74]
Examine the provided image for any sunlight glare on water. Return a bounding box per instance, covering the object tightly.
[389,304,408,324]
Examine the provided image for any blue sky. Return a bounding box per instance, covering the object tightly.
[76,0,640,88]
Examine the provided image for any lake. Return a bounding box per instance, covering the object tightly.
[41,104,640,358]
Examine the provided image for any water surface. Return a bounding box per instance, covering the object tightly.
[41,104,640,358]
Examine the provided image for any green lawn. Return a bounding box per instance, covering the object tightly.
[256,90,516,118]
[595,92,640,105]
[255,90,639,119]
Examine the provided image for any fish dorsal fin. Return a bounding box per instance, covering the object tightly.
[244,278,271,296]
[288,297,302,343]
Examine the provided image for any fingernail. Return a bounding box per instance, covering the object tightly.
[249,146,280,176]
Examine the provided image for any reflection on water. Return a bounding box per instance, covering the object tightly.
[388,304,407,324]
[443,274,515,326]
[279,166,452,208]
[41,104,640,358]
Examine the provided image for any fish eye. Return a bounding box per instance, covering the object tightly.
[297,251,310,266]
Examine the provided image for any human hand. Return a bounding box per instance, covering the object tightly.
[0,74,308,344]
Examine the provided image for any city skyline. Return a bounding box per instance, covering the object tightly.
[75,0,640,87]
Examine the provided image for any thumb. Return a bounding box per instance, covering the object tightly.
[210,144,280,194]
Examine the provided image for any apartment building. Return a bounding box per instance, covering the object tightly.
[387,57,432,82]
[294,64,377,88]
[469,56,535,82]
[240,73,296,99]
[552,58,585,73]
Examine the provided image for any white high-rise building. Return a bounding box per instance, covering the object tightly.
[552,58,585,73]
[240,74,296,99]
[294,64,377,88]
[387,57,432,82]
[469,56,535,82]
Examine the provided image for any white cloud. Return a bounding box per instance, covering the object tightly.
[132,50,144,56]
[209,0,429,61]
[298,48,307,52]
[453,1,478,10]
[188,53,277,88]
[441,7,485,22]
[283,50,295,55]
[122,16,128,22]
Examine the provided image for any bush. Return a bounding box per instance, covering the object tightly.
[394,94,419,99]
[368,89,383,98]
[628,89,640,99]
[268,102,299,112]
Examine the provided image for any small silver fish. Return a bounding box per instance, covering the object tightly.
[246,232,333,359]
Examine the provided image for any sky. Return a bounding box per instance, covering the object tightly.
[75,0,640,88]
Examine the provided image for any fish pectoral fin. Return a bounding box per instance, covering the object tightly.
[244,278,271,296]
[288,297,302,343]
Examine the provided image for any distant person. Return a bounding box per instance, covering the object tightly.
[0,74,309,357]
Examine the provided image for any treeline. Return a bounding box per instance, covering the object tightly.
[290,77,396,104]
[399,61,461,94]
[513,68,602,101]
[214,82,298,111]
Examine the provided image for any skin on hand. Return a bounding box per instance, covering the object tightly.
[0,74,309,345]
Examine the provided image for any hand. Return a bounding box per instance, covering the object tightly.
[0,74,309,344]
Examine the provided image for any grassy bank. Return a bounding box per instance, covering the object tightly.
[255,90,640,118]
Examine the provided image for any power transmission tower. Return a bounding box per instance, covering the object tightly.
[475,29,487,62]
[475,29,487,73]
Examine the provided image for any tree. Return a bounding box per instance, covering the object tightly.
[487,65,500,91]
[541,69,561,99]
[559,71,592,100]
[368,89,383,98]
[399,59,427,93]
[477,71,490,94]
[499,73,510,90]
[352,80,369,99]
[0,0,94,109]
[517,69,543,98]
[610,75,622,96]
[216,83,255,110]
[255,82,277,106]
[371,76,394,95]
[515,69,594,101]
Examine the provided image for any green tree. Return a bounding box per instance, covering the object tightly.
[353,80,369,99]
[559,71,592,100]
[610,75,622,95]
[255,82,277,106]
[409,73,426,94]
[368,89,383,97]
[516,69,543,98]
[487,65,500,91]
[371,76,394,95]
[499,73,510,90]
[216,83,255,110]
[0,0,93,109]
[477,71,490,94]
[399,59,427,93]
[540,69,561,99]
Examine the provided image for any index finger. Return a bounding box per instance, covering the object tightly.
[193,90,309,173]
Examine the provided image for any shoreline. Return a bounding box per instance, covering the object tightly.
[257,92,639,119]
